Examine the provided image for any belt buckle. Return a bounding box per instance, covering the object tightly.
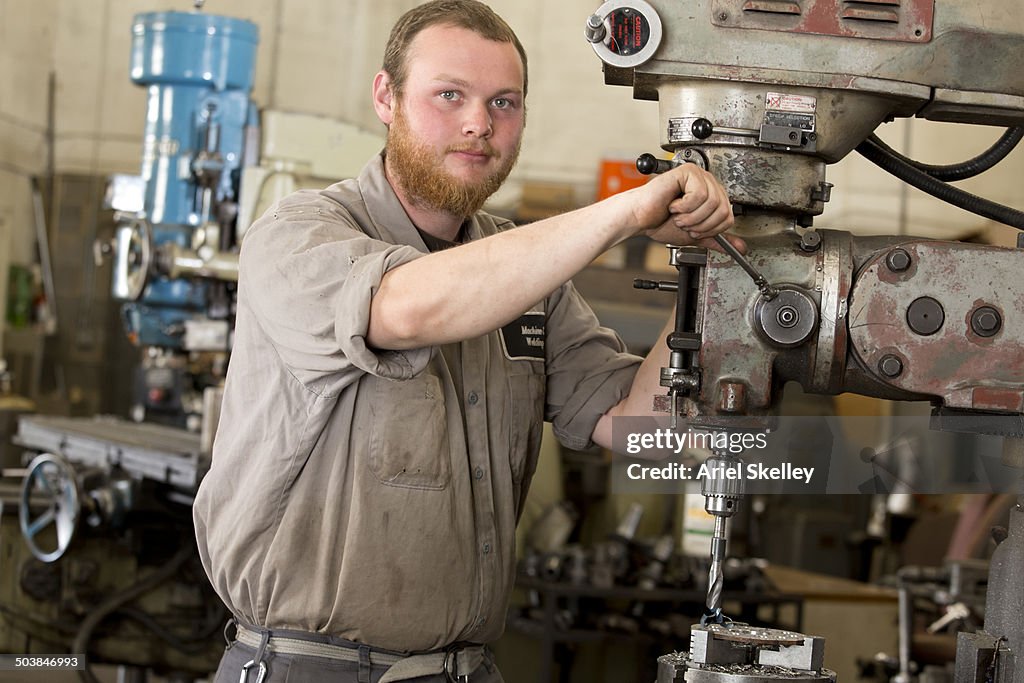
[443,649,469,683]
[240,659,267,683]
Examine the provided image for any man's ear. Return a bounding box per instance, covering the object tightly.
[372,71,395,126]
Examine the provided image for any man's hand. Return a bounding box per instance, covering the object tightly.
[627,163,744,253]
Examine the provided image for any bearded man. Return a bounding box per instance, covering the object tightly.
[193,1,739,681]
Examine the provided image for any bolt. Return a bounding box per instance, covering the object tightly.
[799,231,821,252]
[878,354,904,378]
[718,11,728,20]
[776,306,799,328]
[886,248,911,273]
[788,131,798,141]
[584,14,606,43]
[718,381,746,413]
[971,306,1002,337]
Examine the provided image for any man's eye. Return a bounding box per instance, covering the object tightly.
[492,98,510,109]
[439,90,458,100]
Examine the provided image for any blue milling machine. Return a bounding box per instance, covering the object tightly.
[108,6,258,427]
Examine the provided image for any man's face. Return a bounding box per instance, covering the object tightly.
[383,24,525,218]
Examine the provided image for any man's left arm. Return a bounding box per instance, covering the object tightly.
[590,312,674,451]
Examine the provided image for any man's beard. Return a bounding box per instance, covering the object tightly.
[385,106,520,218]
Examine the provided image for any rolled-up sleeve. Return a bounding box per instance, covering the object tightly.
[544,282,642,450]
[240,191,431,396]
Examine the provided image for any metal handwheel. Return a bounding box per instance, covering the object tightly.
[116,216,154,301]
[19,453,82,563]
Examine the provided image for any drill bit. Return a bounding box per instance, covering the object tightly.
[706,514,727,613]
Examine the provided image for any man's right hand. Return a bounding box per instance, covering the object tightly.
[624,163,744,253]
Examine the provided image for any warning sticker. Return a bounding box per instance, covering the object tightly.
[765,92,817,114]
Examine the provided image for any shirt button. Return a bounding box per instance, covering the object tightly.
[482,542,491,554]
[474,467,484,480]
[476,617,486,626]
[467,391,479,405]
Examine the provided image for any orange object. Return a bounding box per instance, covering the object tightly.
[596,158,654,200]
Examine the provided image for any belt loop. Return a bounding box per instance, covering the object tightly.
[223,617,238,649]
[357,644,372,683]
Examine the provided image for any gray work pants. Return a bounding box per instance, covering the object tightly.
[215,636,505,683]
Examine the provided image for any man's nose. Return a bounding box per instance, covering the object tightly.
[462,102,492,138]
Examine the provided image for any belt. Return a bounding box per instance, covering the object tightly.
[234,623,486,683]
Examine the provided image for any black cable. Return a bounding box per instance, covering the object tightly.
[74,544,193,683]
[855,136,1024,230]
[114,606,221,655]
[865,128,1024,182]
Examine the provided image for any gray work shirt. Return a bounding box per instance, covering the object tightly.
[193,153,641,652]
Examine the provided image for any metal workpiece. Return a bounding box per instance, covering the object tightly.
[757,636,826,671]
[848,240,1024,413]
[658,624,836,683]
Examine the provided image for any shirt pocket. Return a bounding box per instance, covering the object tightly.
[368,373,451,490]
[507,360,545,487]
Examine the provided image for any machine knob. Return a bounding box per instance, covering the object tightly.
[636,153,674,175]
[691,118,714,140]
[584,14,606,43]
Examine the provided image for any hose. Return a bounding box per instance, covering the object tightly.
[864,127,1023,182]
[114,600,228,655]
[74,543,193,683]
[855,136,1024,230]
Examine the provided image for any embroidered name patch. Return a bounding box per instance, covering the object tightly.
[500,311,545,361]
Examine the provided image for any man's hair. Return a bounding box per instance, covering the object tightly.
[383,0,528,97]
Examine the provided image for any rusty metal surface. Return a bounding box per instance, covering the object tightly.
[616,0,1024,127]
[712,0,935,43]
[848,241,1024,412]
[696,228,821,417]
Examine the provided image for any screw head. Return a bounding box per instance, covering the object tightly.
[799,231,821,252]
[886,248,911,273]
[971,306,1002,337]
[879,354,904,378]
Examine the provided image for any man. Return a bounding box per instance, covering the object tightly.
[193,1,740,681]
